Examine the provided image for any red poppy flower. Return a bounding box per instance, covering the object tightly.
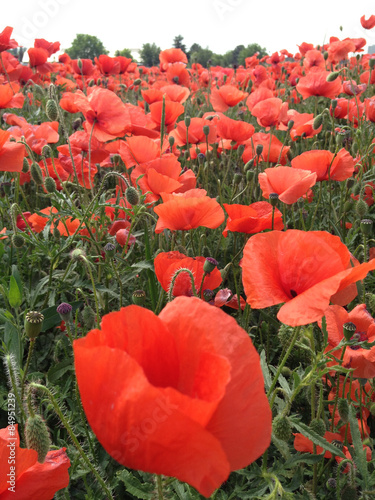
[323,304,375,379]
[154,189,225,233]
[154,251,222,297]
[291,148,355,182]
[0,129,25,172]
[73,297,271,497]
[242,230,375,326]
[210,85,248,112]
[222,201,283,237]
[0,425,70,500]
[0,26,18,52]
[360,15,375,29]
[258,167,317,204]
[251,97,288,128]
[73,87,131,142]
[296,71,342,100]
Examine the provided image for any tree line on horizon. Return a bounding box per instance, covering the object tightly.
[62,33,268,68]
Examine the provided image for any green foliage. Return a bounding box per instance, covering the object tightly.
[65,34,108,60]
[139,43,161,66]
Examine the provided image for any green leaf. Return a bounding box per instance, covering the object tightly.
[289,417,346,458]
[8,275,22,308]
[47,359,74,383]
[348,403,369,488]
[117,470,153,499]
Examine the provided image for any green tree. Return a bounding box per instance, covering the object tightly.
[65,34,108,60]
[139,43,161,67]
[173,35,186,54]
[238,43,268,66]
[114,48,133,59]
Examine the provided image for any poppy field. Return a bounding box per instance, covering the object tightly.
[2,16,375,499]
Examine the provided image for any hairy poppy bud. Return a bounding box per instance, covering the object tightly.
[355,198,368,218]
[22,158,30,173]
[56,302,73,323]
[46,99,58,121]
[272,415,291,442]
[313,114,323,130]
[25,311,44,339]
[343,321,356,341]
[310,418,326,437]
[125,186,140,206]
[12,233,25,249]
[326,72,340,82]
[82,305,96,330]
[25,414,51,463]
[44,177,56,193]
[337,398,349,423]
[30,162,44,185]
[132,289,146,306]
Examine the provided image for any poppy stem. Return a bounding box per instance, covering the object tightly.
[267,326,301,401]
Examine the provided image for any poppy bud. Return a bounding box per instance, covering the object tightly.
[343,321,356,341]
[313,114,323,130]
[70,248,86,262]
[310,418,326,437]
[340,485,357,500]
[272,415,291,442]
[287,120,294,131]
[269,193,279,207]
[256,144,263,157]
[46,99,58,121]
[168,135,175,147]
[56,302,73,323]
[104,242,116,258]
[355,198,368,218]
[132,289,146,306]
[25,414,51,463]
[25,311,44,339]
[233,173,242,185]
[184,116,191,128]
[337,398,349,423]
[360,218,372,236]
[72,117,82,131]
[125,186,140,206]
[203,257,219,274]
[12,233,25,249]
[30,162,44,185]
[44,177,56,193]
[326,72,340,82]
[22,158,30,173]
[203,125,210,136]
[82,305,96,330]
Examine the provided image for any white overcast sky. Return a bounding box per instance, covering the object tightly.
[3,0,375,57]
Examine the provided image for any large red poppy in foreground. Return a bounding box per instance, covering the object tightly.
[242,230,375,326]
[74,297,271,497]
[0,425,70,500]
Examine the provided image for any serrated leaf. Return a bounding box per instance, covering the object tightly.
[8,275,22,308]
[348,403,369,488]
[47,359,74,383]
[290,418,346,458]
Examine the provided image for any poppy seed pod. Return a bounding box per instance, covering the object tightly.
[25,311,44,339]
[25,414,51,463]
